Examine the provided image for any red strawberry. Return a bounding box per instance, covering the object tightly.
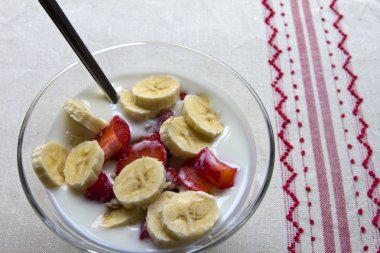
[85,172,114,203]
[165,167,181,190]
[97,115,131,159]
[111,146,129,161]
[143,132,161,142]
[178,161,213,193]
[116,140,167,175]
[97,124,122,159]
[194,148,237,189]
[153,111,174,132]
[180,91,187,100]
[139,221,150,240]
[112,116,131,146]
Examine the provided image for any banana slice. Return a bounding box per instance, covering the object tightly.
[63,99,107,133]
[101,206,145,228]
[159,117,211,159]
[146,191,178,245]
[64,140,104,190]
[161,191,219,241]
[113,157,166,208]
[131,75,180,110]
[182,95,224,139]
[119,89,161,121]
[32,142,68,188]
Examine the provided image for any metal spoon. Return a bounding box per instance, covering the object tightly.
[39,0,119,104]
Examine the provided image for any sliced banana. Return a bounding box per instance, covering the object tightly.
[131,75,180,110]
[182,95,224,139]
[32,142,68,188]
[146,191,178,245]
[101,206,145,228]
[119,89,161,121]
[113,157,166,208]
[64,140,104,190]
[159,117,211,159]
[63,99,107,133]
[161,191,219,241]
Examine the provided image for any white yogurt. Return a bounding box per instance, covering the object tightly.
[46,74,256,252]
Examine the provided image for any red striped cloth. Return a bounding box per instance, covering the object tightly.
[261,0,379,252]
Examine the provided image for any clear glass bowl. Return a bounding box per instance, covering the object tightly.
[17,42,275,252]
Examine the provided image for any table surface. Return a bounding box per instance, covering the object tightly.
[2,0,380,252]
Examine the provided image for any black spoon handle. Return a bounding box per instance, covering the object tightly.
[39,0,118,104]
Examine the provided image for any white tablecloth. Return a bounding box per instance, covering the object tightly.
[2,0,380,252]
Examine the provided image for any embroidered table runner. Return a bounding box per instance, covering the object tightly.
[260,0,379,252]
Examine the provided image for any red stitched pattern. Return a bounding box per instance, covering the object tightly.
[317,0,366,248]
[330,0,379,249]
[279,1,316,249]
[262,1,302,252]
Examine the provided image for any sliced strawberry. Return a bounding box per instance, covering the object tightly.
[112,116,131,146]
[97,124,122,159]
[127,132,160,147]
[193,148,237,189]
[143,132,161,142]
[111,146,129,161]
[165,167,181,190]
[97,115,131,159]
[85,172,114,203]
[116,140,167,175]
[139,221,150,240]
[153,111,174,132]
[178,162,213,193]
[180,91,187,100]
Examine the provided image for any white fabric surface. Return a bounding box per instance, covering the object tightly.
[1,0,380,252]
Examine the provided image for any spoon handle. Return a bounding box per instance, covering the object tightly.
[39,0,119,104]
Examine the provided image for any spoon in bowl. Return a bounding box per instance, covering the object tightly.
[38,0,119,104]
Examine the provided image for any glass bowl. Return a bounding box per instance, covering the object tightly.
[17,42,275,252]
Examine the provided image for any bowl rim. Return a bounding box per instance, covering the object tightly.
[17,41,275,252]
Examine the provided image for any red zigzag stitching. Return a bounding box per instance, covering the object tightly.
[262,1,303,252]
[330,0,380,246]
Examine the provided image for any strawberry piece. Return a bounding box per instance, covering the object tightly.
[194,148,237,189]
[165,167,181,189]
[97,115,131,159]
[180,91,187,100]
[111,146,128,161]
[85,172,114,203]
[178,161,213,193]
[144,132,161,142]
[113,131,160,161]
[139,221,150,240]
[153,111,174,132]
[116,140,167,175]
[97,124,122,160]
[112,116,131,146]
